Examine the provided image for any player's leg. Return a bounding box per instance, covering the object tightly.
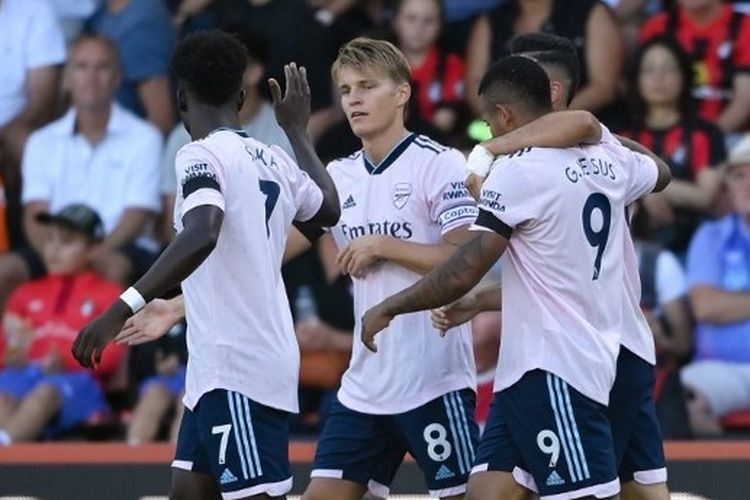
[170,468,222,500]
[396,389,480,500]
[610,349,669,500]
[128,381,173,444]
[501,370,621,500]
[464,390,532,500]
[465,471,530,500]
[303,395,403,500]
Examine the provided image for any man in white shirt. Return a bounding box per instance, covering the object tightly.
[0,34,162,310]
[72,30,340,500]
[362,55,671,500]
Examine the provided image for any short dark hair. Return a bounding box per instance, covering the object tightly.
[478,55,552,113]
[510,32,579,105]
[172,30,249,106]
[627,36,695,127]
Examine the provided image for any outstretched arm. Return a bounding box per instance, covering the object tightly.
[361,229,508,351]
[73,205,223,368]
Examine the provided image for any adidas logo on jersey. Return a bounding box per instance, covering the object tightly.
[220,468,238,485]
[343,195,356,209]
[434,464,455,481]
[546,470,565,487]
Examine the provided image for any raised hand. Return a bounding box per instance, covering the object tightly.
[268,62,311,133]
[114,298,183,346]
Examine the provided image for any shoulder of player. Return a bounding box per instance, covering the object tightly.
[410,134,451,156]
[328,150,364,174]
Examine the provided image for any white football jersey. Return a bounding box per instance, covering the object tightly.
[328,133,477,414]
[174,128,324,412]
[473,144,658,405]
[600,126,657,365]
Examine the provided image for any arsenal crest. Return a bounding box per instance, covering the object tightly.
[393,183,412,209]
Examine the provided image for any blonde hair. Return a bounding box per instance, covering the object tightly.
[331,37,411,85]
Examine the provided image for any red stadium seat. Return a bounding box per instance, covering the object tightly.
[721,409,750,429]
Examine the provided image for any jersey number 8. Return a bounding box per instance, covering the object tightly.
[423,423,452,462]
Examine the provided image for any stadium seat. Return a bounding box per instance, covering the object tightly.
[721,409,750,430]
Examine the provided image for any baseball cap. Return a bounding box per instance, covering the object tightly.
[36,204,105,240]
[727,134,750,170]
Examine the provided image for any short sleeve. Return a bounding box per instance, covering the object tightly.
[25,0,66,69]
[599,124,619,147]
[175,143,226,219]
[656,250,688,305]
[423,148,478,235]
[472,158,538,237]
[21,131,52,203]
[686,222,722,289]
[269,145,324,222]
[622,150,658,204]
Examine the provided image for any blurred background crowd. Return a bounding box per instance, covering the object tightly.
[1,0,750,446]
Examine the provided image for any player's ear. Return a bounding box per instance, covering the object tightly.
[550,80,564,108]
[237,89,246,111]
[397,81,411,107]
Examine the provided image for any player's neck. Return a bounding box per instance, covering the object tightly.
[187,105,242,141]
[361,121,409,165]
[684,2,724,24]
[645,106,680,130]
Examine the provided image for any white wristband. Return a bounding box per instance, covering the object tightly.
[120,287,146,314]
[466,144,496,178]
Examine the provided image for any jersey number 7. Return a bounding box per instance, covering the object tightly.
[259,179,280,237]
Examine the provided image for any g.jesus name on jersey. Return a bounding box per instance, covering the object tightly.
[327,133,478,414]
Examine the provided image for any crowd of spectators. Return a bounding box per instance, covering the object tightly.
[1,0,750,443]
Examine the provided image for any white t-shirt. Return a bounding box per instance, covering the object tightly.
[174,129,324,412]
[0,0,66,127]
[474,144,658,405]
[328,133,477,414]
[22,104,162,233]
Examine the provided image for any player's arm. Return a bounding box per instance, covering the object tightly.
[114,295,185,346]
[73,205,223,367]
[336,225,472,277]
[465,111,601,199]
[614,134,671,192]
[431,283,502,333]
[362,224,508,351]
[269,63,340,228]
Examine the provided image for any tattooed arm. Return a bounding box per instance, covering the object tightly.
[361,229,508,352]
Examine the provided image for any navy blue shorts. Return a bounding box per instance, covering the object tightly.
[473,370,619,499]
[172,389,292,499]
[0,364,109,435]
[609,347,667,485]
[312,389,478,498]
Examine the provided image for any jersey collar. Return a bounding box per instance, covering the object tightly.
[210,127,250,138]
[363,132,416,175]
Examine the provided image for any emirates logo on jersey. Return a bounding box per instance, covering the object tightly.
[393,183,412,209]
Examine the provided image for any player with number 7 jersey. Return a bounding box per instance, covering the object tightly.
[72,31,340,500]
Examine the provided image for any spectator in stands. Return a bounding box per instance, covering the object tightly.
[0,0,66,245]
[625,36,726,254]
[0,204,125,444]
[392,0,466,136]
[0,34,162,310]
[47,0,101,42]
[640,0,750,134]
[87,0,177,135]
[159,28,293,243]
[681,135,750,436]
[465,0,623,116]
[126,321,186,445]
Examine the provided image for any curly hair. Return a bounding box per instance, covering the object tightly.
[172,30,248,106]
